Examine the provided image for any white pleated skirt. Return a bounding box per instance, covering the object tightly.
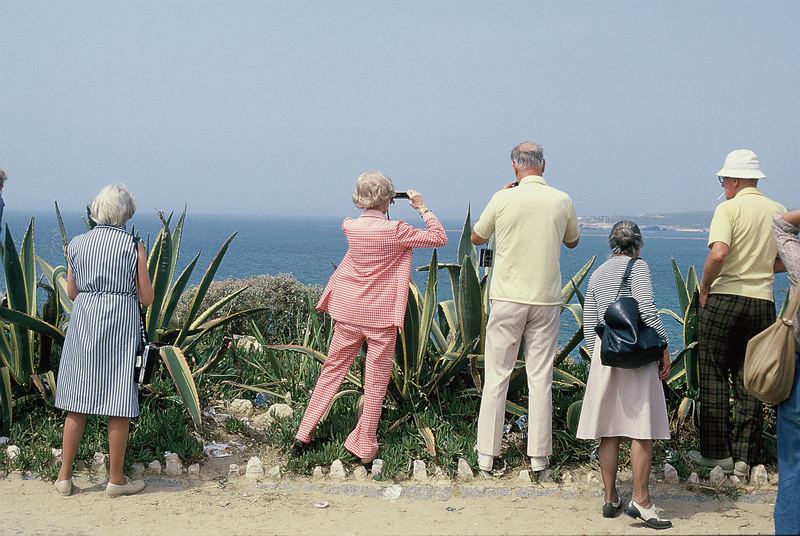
[576,337,670,440]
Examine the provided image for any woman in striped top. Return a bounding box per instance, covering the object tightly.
[54,184,153,498]
[576,221,672,529]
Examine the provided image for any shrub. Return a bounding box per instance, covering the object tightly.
[176,274,322,341]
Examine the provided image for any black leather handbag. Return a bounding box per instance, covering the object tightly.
[132,237,160,385]
[594,258,666,369]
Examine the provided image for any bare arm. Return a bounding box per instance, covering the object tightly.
[699,241,729,308]
[783,209,800,228]
[471,231,489,246]
[563,237,579,249]
[136,242,154,306]
[66,265,78,301]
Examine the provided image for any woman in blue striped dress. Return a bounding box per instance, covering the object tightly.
[576,221,672,529]
[54,183,153,497]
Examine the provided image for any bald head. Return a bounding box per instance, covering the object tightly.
[511,142,545,175]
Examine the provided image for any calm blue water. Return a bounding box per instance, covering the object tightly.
[3,209,789,351]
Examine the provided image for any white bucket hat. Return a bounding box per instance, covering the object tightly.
[716,149,766,179]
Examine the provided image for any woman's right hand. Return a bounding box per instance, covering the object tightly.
[407,189,426,211]
[658,348,671,381]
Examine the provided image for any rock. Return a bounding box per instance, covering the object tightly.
[538,469,553,483]
[51,448,62,463]
[329,459,347,481]
[434,466,447,480]
[212,412,232,424]
[267,403,294,421]
[187,463,201,479]
[456,458,474,482]
[251,413,273,430]
[586,470,599,484]
[663,463,680,484]
[92,453,108,477]
[131,463,146,477]
[353,466,368,480]
[148,460,162,475]
[229,399,254,418]
[371,459,384,480]
[312,466,325,480]
[412,460,428,482]
[383,484,402,500]
[562,471,574,484]
[0,436,9,445]
[228,464,241,478]
[617,470,631,483]
[6,445,20,461]
[518,470,531,483]
[750,464,768,487]
[709,465,726,484]
[265,465,281,481]
[730,475,743,487]
[688,472,700,484]
[245,457,264,480]
[164,452,183,476]
[233,334,263,352]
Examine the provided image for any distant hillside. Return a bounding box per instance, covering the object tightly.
[579,211,713,232]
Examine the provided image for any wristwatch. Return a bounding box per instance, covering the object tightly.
[418,207,430,215]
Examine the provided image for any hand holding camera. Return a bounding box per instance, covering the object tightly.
[395,189,428,214]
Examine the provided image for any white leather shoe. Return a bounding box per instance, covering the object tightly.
[106,477,145,497]
[624,500,673,530]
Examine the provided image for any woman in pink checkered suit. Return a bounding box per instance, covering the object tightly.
[291,171,448,464]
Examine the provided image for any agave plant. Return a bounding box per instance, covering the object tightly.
[0,221,62,433]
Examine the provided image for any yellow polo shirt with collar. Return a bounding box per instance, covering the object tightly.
[473,175,579,305]
[708,187,786,301]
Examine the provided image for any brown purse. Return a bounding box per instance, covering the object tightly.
[744,288,800,404]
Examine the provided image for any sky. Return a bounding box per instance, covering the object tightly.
[1,1,798,220]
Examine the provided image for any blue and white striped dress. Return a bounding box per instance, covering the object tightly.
[55,225,140,418]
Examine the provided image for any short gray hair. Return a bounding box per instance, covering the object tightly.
[90,183,137,227]
[608,220,643,255]
[0,168,7,186]
[352,171,395,210]
[510,142,544,170]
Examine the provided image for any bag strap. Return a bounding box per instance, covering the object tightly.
[783,286,800,324]
[614,258,638,300]
[132,236,149,345]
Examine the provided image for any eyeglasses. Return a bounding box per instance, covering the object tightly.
[718,176,726,184]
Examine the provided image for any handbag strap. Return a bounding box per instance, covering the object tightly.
[614,257,638,300]
[783,285,800,324]
[132,236,149,345]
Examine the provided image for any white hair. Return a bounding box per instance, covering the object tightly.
[511,142,544,170]
[90,183,137,227]
[0,168,7,186]
[352,171,395,210]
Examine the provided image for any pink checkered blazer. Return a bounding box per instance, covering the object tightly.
[317,209,448,328]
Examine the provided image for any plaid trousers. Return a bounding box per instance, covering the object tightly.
[698,293,775,464]
[296,321,396,460]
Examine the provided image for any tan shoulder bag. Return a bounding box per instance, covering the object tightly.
[744,288,800,405]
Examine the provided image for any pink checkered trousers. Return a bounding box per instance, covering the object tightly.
[295,208,447,459]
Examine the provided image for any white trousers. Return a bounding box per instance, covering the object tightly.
[476,300,560,458]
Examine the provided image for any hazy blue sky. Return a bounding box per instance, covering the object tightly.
[2,1,798,220]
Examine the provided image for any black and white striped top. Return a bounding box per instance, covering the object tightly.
[583,256,669,356]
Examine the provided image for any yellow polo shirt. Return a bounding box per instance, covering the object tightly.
[473,175,579,305]
[708,187,786,301]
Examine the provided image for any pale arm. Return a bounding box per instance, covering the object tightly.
[563,237,579,249]
[136,241,154,306]
[471,231,489,246]
[699,241,729,308]
[66,265,78,301]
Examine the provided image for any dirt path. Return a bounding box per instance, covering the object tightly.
[1,474,776,535]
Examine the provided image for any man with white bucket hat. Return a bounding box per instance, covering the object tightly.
[691,149,786,478]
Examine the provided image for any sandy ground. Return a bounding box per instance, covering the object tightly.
[0,472,777,536]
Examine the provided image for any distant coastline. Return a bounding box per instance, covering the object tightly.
[578,211,713,233]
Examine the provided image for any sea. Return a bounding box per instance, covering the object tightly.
[2,209,789,353]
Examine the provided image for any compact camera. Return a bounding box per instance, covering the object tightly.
[479,248,494,268]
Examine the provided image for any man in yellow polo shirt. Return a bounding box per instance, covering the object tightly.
[691,149,786,478]
[471,141,579,474]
